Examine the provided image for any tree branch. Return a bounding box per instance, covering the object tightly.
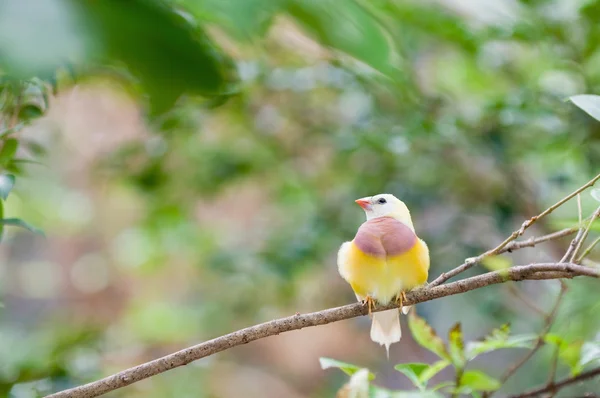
[511,366,600,398]
[429,227,579,288]
[430,172,600,287]
[488,209,590,398]
[504,227,578,252]
[45,263,598,398]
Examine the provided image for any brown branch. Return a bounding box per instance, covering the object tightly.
[511,366,600,398]
[504,227,578,252]
[431,172,600,286]
[562,228,586,263]
[489,213,591,398]
[563,194,586,263]
[430,228,578,288]
[45,263,599,398]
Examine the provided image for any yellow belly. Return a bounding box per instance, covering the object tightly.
[340,240,429,304]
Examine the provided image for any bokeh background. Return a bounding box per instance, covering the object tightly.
[1,0,600,396]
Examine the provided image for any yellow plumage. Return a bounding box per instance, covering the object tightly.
[341,240,429,303]
[337,194,430,356]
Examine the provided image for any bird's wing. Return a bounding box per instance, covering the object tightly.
[337,241,353,281]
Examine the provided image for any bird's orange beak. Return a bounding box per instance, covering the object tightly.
[355,197,372,211]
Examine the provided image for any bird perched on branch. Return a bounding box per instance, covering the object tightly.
[337,194,430,356]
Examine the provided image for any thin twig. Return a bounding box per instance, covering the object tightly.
[577,236,600,264]
[572,206,600,262]
[431,173,600,286]
[45,263,598,398]
[495,282,567,391]
[562,197,586,263]
[431,227,578,289]
[561,228,586,263]
[511,366,600,398]
[504,227,579,253]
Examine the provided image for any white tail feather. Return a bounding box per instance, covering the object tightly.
[401,305,411,315]
[370,309,401,358]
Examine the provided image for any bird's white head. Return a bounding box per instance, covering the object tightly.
[355,193,415,231]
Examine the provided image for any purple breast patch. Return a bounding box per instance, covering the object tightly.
[353,217,417,257]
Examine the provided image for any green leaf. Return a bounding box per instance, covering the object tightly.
[544,333,564,347]
[80,0,238,115]
[18,104,44,121]
[448,323,466,369]
[371,389,443,398]
[0,174,15,200]
[385,1,477,52]
[466,324,536,360]
[18,82,47,121]
[394,363,428,389]
[569,94,600,122]
[319,357,375,380]
[408,312,450,360]
[419,360,450,384]
[187,0,284,40]
[0,139,18,166]
[0,218,45,236]
[544,334,584,376]
[431,381,454,392]
[560,341,583,376]
[459,370,500,392]
[285,0,397,78]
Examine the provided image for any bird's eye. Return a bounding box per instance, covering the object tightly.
[377,198,387,204]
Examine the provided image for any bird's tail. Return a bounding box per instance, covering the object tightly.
[370,309,401,358]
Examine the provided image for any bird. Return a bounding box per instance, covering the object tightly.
[337,193,430,356]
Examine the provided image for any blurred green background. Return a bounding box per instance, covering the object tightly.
[1,0,600,396]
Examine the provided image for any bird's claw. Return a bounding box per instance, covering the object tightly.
[396,291,407,307]
[362,296,375,318]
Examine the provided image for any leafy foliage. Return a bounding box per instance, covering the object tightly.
[325,316,600,395]
[458,370,500,393]
[448,323,466,369]
[319,357,375,380]
[325,316,536,395]
[285,0,398,78]
[2,0,600,396]
[466,324,537,360]
[0,79,46,239]
[408,311,450,361]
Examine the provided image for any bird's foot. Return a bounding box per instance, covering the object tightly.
[395,291,407,307]
[362,295,375,317]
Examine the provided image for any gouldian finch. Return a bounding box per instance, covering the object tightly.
[337,194,430,356]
